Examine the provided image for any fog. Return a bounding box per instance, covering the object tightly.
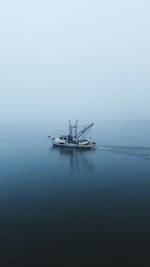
[0,0,150,123]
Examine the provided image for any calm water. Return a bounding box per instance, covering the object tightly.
[0,121,150,266]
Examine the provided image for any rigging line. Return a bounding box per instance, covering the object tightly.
[81,129,91,140]
[76,123,94,138]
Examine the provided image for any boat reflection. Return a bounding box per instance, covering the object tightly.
[51,146,95,172]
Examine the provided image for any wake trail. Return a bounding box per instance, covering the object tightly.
[97,145,150,160]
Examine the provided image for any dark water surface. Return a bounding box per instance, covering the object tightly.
[0,121,150,266]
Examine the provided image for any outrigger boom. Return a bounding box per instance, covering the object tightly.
[48,121,96,149]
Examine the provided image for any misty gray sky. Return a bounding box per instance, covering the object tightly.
[0,0,150,122]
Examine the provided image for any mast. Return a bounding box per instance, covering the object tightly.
[75,120,78,141]
[69,120,72,138]
[69,120,78,141]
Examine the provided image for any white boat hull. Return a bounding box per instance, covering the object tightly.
[52,140,96,149]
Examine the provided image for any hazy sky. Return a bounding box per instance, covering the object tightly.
[0,0,150,122]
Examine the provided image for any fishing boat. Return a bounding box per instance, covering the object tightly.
[48,120,96,149]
